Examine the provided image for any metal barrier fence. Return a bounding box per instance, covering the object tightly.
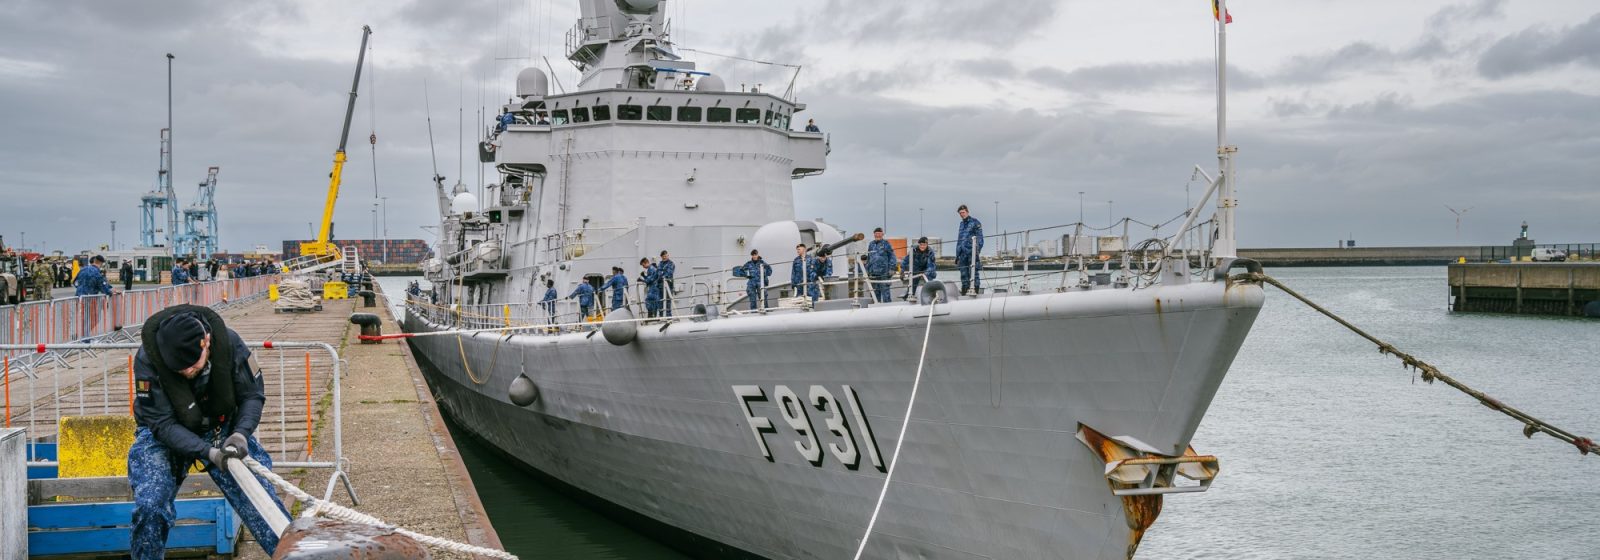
[0,276,278,377]
[1,340,355,503]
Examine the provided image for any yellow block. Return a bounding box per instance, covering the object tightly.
[325,281,349,299]
[58,415,137,478]
[269,283,280,301]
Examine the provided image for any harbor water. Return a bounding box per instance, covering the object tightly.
[382,267,1598,558]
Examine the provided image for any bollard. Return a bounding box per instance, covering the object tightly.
[348,314,382,343]
[358,290,376,308]
[273,517,431,559]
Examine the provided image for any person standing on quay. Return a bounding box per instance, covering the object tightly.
[955,204,984,296]
[121,259,136,291]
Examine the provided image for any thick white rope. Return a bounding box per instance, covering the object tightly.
[240,457,519,559]
[850,302,938,560]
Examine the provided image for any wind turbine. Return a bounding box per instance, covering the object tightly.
[1446,205,1473,241]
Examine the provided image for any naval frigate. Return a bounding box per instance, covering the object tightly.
[403,1,1264,557]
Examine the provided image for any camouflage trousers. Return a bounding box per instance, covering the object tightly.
[127,427,289,559]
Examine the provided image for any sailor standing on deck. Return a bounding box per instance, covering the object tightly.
[956,204,985,296]
[903,237,937,297]
[866,228,896,303]
[600,266,629,312]
[567,280,596,319]
[732,249,773,311]
[658,250,676,316]
[639,258,664,317]
[792,244,820,304]
[128,305,289,558]
[540,279,558,324]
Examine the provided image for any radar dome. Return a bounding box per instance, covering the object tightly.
[694,75,726,92]
[615,0,661,14]
[451,191,479,215]
[516,67,549,99]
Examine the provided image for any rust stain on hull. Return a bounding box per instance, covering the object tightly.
[1078,426,1164,558]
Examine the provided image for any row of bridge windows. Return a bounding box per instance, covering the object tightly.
[546,105,793,129]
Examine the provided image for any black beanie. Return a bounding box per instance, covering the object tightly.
[157,312,209,370]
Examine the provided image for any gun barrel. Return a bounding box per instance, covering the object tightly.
[817,233,866,255]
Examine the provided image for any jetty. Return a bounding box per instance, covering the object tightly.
[1448,262,1600,317]
[1,283,501,558]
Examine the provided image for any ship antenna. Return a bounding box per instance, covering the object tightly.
[1213,0,1237,260]
[423,78,441,184]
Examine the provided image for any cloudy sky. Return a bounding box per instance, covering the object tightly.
[1,0,1597,255]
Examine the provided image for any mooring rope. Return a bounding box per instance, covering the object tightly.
[1238,272,1596,457]
[241,457,520,559]
[851,302,939,560]
[456,332,505,385]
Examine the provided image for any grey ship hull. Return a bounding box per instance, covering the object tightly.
[403,281,1264,559]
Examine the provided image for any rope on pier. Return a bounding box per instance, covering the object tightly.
[1237,272,1597,457]
[852,301,939,560]
[241,457,520,559]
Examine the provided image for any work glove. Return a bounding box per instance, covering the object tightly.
[223,432,250,459]
[206,447,228,467]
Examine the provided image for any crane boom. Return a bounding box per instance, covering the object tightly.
[299,25,371,263]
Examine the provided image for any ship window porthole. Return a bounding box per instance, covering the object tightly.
[619,105,643,120]
[571,107,590,123]
[735,108,761,124]
[647,106,673,121]
[707,107,732,123]
[593,106,612,121]
[677,106,703,122]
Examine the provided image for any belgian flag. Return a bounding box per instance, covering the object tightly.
[1212,0,1234,23]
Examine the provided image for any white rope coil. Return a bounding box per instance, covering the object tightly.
[241,457,519,559]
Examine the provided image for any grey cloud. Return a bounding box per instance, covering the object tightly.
[1477,12,1600,78]
[1425,0,1505,32]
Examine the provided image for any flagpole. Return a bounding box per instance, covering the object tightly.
[1214,0,1238,260]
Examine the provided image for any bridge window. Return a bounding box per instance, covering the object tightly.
[707,107,732,122]
[764,110,775,126]
[677,106,703,122]
[618,105,643,120]
[647,105,672,121]
[735,108,761,124]
[592,105,611,121]
[551,109,569,125]
[571,107,590,123]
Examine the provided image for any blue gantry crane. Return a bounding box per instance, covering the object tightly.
[138,128,180,249]
[175,166,220,259]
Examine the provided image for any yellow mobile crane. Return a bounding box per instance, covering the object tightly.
[280,25,371,301]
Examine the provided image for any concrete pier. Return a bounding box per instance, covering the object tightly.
[4,291,503,558]
[1449,262,1600,316]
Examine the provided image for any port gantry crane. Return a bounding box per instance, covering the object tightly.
[281,25,371,285]
[175,166,221,259]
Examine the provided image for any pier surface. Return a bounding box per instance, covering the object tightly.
[5,292,502,558]
[1449,262,1600,316]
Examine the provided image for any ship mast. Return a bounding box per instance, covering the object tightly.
[1213,0,1238,260]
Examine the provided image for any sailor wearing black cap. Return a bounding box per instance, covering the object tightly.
[903,236,938,297]
[128,304,288,558]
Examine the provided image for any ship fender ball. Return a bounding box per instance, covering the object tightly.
[602,307,638,346]
[1585,300,1600,318]
[508,374,539,407]
[918,279,950,305]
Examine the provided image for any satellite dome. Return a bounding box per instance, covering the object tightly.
[614,0,661,14]
[516,67,549,99]
[694,75,726,92]
[451,191,479,215]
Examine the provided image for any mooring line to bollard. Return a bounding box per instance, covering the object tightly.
[852,301,940,560]
[1238,271,1597,456]
[239,456,519,559]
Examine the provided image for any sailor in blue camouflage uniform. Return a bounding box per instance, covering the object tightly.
[955,204,985,295]
[658,250,676,316]
[732,249,773,310]
[540,279,559,324]
[902,237,938,297]
[567,279,596,319]
[129,304,288,559]
[866,227,896,303]
[638,258,664,317]
[791,244,820,304]
[601,266,629,312]
[74,255,114,296]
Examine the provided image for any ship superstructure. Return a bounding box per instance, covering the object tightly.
[406,1,1263,558]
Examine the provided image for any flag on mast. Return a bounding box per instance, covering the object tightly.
[1212,0,1234,23]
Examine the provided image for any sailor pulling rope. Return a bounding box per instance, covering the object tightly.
[1236,271,1596,457]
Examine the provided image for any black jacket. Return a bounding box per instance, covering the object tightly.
[133,327,266,459]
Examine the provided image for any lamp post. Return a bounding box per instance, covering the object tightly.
[111,221,116,251]
[918,208,924,238]
[1108,200,1115,228]
[881,182,887,231]
[1078,191,1084,224]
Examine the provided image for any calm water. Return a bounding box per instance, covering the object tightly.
[380,268,1599,559]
